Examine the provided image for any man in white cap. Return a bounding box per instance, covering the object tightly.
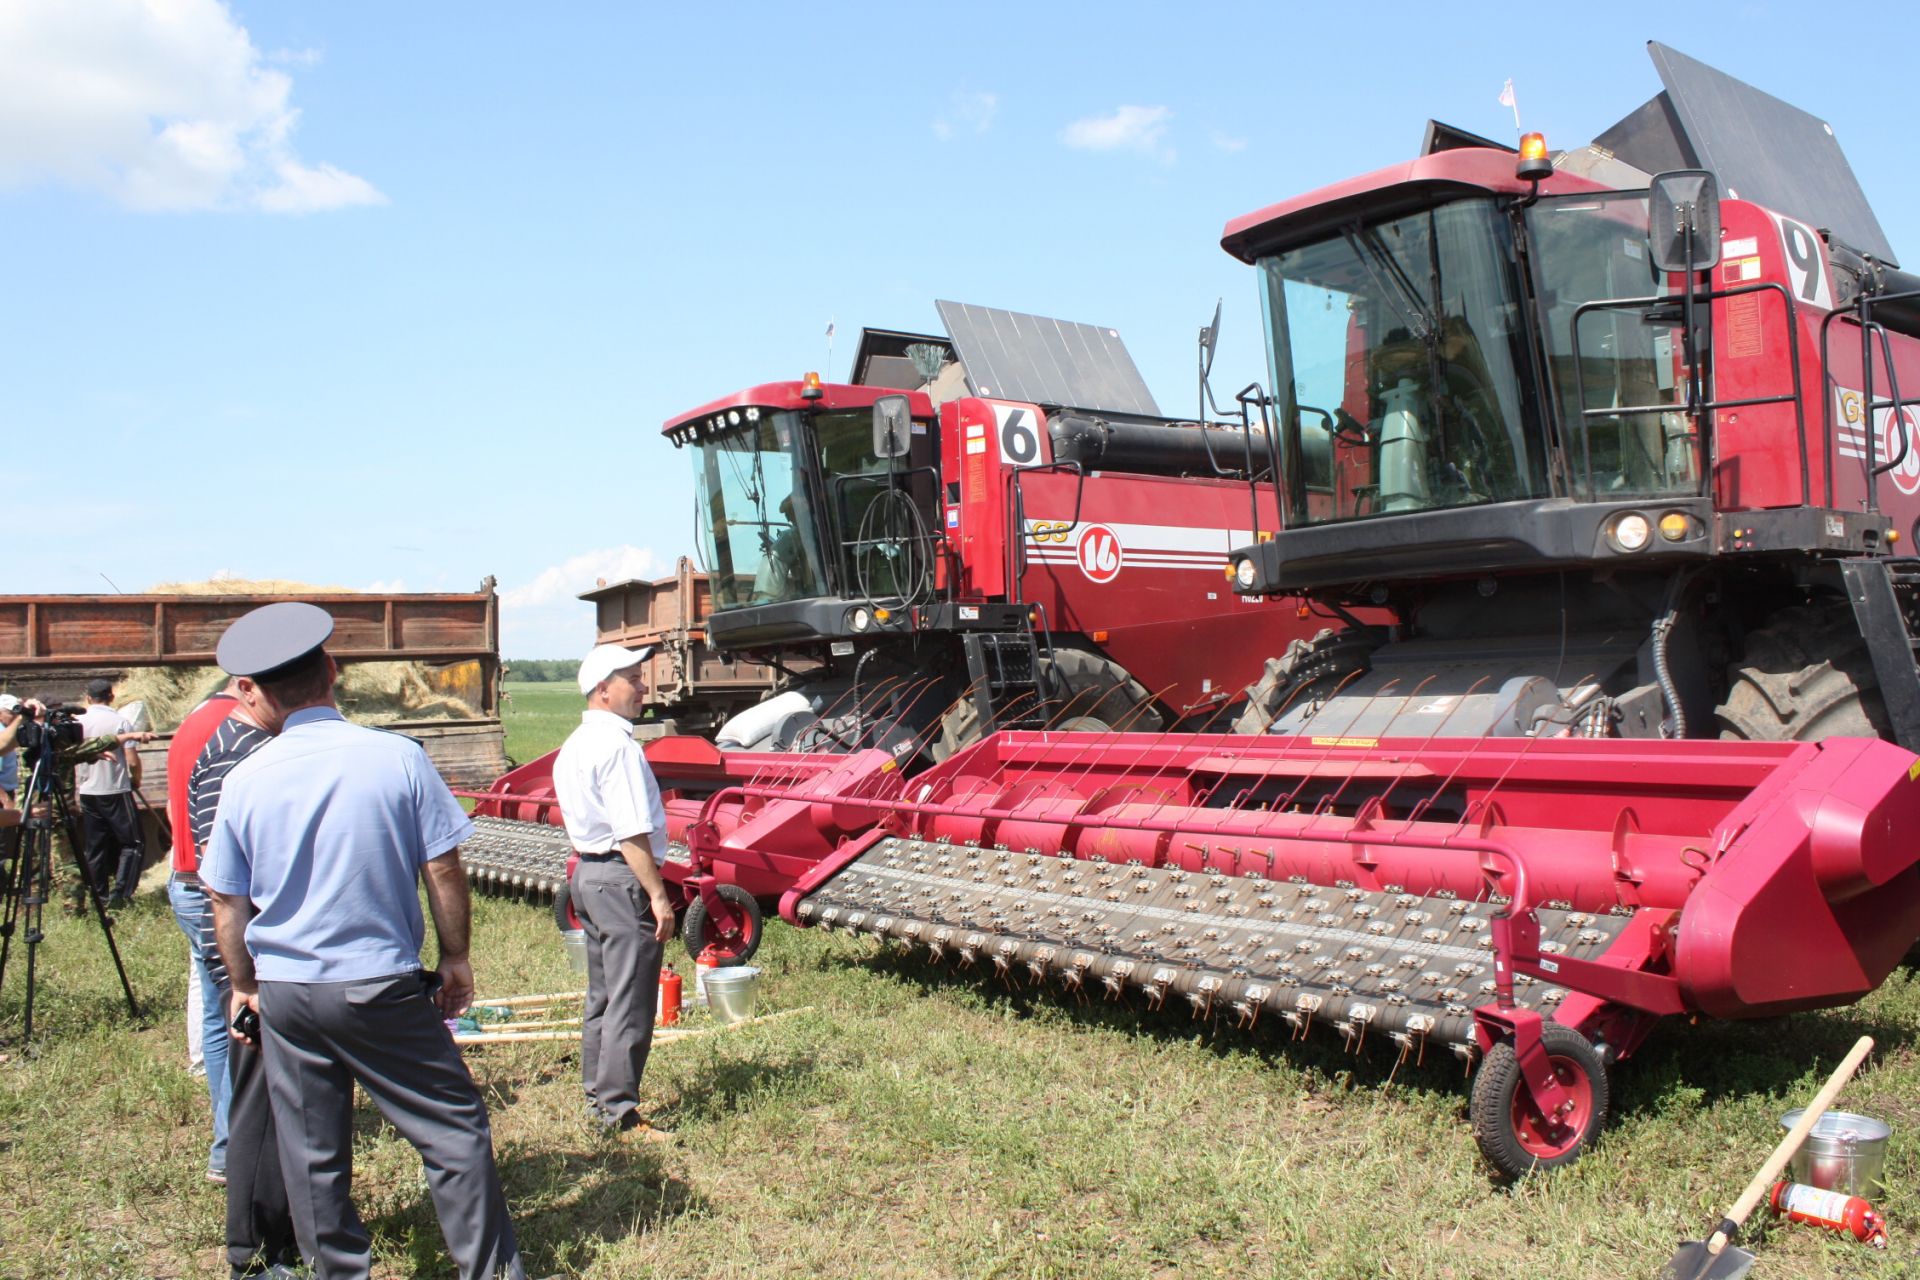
[551,643,676,1142]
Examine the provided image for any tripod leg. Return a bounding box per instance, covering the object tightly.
[54,790,141,1021]
[0,821,26,1002]
[45,786,141,1023]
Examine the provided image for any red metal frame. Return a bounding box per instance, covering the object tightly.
[632,727,1920,1130]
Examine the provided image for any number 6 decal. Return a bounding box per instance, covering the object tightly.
[993,403,1045,465]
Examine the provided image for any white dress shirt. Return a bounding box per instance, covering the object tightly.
[552,709,667,862]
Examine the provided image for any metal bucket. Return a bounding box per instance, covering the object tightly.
[560,929,588,975]
[1781,1109,1891,1198]
[702,965,761,1025]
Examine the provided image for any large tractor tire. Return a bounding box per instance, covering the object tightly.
[933,647,1163,761]
[1231,626,1386,736]
[1716,602,1891,742]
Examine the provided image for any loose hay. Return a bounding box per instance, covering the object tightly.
[116,579,482,730]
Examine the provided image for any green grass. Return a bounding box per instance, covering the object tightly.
[500,680,583,766]
[3,692,1916,1275]
[5,896,1920,1278]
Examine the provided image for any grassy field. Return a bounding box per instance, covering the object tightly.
[500,680,585,765]
[3,696,1919,1277]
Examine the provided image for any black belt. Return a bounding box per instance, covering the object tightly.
[576,851,624,862]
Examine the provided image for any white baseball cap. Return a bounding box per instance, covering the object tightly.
[0,694,18,712]
[577,643,656,694]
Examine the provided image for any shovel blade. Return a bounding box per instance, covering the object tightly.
[1657,1241,1755,1280]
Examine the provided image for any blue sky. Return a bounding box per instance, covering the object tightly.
[8,1,1918,656]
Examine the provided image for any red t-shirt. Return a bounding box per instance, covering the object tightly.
[166,692,238,874]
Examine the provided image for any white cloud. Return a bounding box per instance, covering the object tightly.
[0,0,383,213]
[501,545,664,658]
[933,89,998,140]
[1060,105,1174,161]
[364,578,406,593]
[1210,131,1248,153]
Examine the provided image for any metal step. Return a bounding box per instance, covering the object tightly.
[794,834,1632,1055]
[963,631,1049,731]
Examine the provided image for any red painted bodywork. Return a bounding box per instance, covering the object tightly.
[1223,145,1920,538]
[664,378,1369,721]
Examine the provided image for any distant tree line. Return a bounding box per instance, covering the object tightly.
[504,659,581,683]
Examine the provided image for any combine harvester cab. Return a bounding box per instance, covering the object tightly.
[772,728,1920,1174]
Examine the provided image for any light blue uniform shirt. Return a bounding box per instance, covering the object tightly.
[201,706,474,984]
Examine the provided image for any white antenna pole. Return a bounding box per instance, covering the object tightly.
[825,317,837,382]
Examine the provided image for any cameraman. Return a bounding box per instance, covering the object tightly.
[77,679,147,908]
[7,697,155,912]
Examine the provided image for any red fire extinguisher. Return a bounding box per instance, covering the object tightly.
[694,945,724,1005]
[656,967,683,1028]
[1769,1181,1889,1247]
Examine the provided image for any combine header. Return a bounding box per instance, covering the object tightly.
[755,728,1920,1175]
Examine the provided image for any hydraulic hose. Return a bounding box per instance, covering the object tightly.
[1649,573,1693,739]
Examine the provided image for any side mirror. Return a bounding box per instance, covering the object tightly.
[872,394,912,459]
[1648,170,1721,273]
[1199,299,1222,378]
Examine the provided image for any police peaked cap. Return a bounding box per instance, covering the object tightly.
[217,601,336,679]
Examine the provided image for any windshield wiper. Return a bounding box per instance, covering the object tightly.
[1344,225,1438,341]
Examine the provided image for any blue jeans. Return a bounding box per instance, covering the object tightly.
[169,878,230,1171]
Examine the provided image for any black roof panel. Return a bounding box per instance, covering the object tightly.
[935,300,1160,416]
[1597,41,1895,265]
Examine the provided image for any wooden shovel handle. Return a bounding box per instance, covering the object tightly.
[1706,1035,1873,1256]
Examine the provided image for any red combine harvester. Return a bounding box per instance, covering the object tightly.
[475,44,1920,1175]
[674,300,1334,759]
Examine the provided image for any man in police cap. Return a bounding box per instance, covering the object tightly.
[552,643,676,1142]
[202,602,526,1280]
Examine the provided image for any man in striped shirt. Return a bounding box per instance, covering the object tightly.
[166,684,242,1182]
[188,698,298,1279]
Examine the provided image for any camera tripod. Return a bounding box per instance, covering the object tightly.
[0,746,141,1043]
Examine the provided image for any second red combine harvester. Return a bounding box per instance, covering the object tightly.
[475,43,1920,1177]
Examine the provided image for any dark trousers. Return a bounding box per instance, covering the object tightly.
[226,1033,299,1277]
[573,858,663,1127]
[258,972,524,1280]
[78,791,141,901]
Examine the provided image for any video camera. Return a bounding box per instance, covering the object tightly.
[14,702,85,772]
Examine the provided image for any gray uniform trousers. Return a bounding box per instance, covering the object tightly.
[572,856,663,1128]
[225,1033,299,1277]
[258,972,525,1280]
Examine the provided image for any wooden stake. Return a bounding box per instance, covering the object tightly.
[458,1006,813,1048]
[468,990,587,1008]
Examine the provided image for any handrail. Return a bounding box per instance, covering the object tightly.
[1817,288,1920,510]
[1003,459,1087,602]
[1568,280,1804,505]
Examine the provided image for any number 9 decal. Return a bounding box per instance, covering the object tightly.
[1773,213,1833,311]
[993,403,1044,465]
